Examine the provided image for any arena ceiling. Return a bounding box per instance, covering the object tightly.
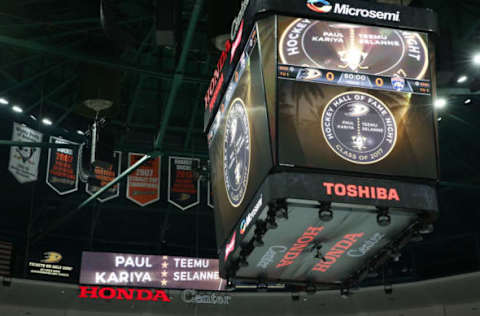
[0,0,479,288]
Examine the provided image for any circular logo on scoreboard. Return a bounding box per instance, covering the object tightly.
[223,98,251,207]
[306,0,333,13]
[279,19,429,80]
[321,91,397,164]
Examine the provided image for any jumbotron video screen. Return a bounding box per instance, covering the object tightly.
[277,16,437,180]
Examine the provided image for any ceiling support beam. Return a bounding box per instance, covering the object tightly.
[154,0,204,150]
[0,34,209,84]
[0,61,69,96]
[25,76,78,114]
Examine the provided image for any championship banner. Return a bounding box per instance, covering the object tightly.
[207,180,214,209]
[168,156,200,211]
[126,153,161,207]
[86,151,122,203]
[8,122,43,184]
[46,136,79,195]
[80,252,226,291]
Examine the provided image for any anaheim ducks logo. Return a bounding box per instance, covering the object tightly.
[321,92,397,164]
[41,251,63,263]
[279,19,429,80]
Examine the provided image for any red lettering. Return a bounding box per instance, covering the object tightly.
[344,233,364,243]
[312,263,329,272]
[326,249,344,258]
[334,183,346,196]
[136,289,153,301]
[79,286,98,298]
[322,255,337,264]
[116,288,135,300]
[323,182,334,195]
[371,186,376,199]
[334,240,353,250]
[358,185,370,198]
[290,243,308,254]
[276,259,293,268]
[377,187,387,199]
[297,235,314,244]
[347,185,357,197]
[305,226,324,236]
[388,189,400,201]
[99,287,116,300]
[152,290,171,302]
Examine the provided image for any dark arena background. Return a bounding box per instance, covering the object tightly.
[0,0,479,315]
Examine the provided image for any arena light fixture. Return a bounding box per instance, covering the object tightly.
[0,97,8,105]
[77,130,85,135]
[42,118,53,126]
[464,98,472,104]
[474,53,480,65]
[12,105,23,113]
[30,115,37,121]
[434,98,447,109]
[457,75,468,83]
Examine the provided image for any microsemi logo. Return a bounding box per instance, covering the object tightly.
[306,0,332,13]
[307,1,401,22]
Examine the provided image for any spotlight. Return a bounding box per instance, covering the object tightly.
[474,53,480,65]
[464,99,472,105]
[434,98,447,109]
[42,118,53,126]
[384,284,393,295]
[0,97,8,105]
[29,115,37,121]
[340,288,350,299]
[77,130,85,135]
[237,256,248,268]
[437,117,442,122]
[12,105,23,113]
[318,202,333,222]
[376,207,391,227]
[265,216,278,230]
[457,75,468,83]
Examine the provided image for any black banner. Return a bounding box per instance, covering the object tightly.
[86,151,122,203]
[168,157,200,211]
[46,136,79,195]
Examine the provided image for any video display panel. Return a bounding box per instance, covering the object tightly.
[209,25,273,246]
[277,16,437,180]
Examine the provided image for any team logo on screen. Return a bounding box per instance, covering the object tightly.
[321,92,397,164]
[307,0,332,13]
[279,19,429,80]
[223,98,250,207]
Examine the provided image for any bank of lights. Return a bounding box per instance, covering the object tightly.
[12,105,23,113]
[42,118,53,126]
[434,98,447,109]
[465,99,472,105]
[0,97,8,105]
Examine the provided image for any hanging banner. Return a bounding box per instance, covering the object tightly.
[46,136,79,195]
[126,153,161,207]
[168,156,200,211]
[8,122,43,183]
[208,180,214,209]
[86,151,122,203]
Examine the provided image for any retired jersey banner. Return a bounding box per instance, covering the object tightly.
[9,122,43,183]
[46,136,79,195]
[126,154,161,207]
[86,151,121,203]
[168,156,200,211]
